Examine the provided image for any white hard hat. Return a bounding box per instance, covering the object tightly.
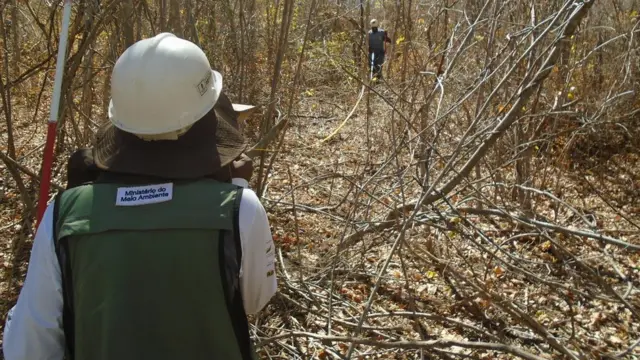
[370,19,378,27]
[108,33,222,135]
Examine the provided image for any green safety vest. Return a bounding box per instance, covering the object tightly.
[52,177,255,360]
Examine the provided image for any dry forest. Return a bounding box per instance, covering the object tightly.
[1,0,639,359]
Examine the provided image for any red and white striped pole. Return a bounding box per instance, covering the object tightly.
[36,0,73,226]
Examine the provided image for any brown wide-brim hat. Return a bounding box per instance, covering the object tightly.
[93,93,247,180]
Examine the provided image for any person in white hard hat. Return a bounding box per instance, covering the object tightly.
[3,33,276,360]
[367,19,392,80]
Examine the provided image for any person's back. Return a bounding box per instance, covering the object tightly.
[368,27,387,53]
[56,178,249,360]
[3,33,276,360]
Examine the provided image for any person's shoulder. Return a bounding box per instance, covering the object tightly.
[239,187,267,215]
[239,186,259,201]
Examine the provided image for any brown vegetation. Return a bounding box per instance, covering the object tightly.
[1,0,639,358]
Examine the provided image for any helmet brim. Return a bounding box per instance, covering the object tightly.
[93,96,247,179]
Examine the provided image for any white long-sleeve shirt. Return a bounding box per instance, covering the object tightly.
[3,178,276,360]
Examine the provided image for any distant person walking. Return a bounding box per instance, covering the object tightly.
[367,19,391,80]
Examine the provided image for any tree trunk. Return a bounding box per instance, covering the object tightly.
[122,0,135,48]
[169,0,183,37]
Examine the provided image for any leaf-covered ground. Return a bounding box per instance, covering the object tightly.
[1,75,639,360]
[249,81,640,359]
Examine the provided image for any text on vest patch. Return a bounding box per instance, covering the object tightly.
[115,183,174,206]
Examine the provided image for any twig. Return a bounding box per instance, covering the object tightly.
[411,247,583,360]
[457,207,640,251]
[610,337,640,358]
[366,311,502,343]
[0,150,64,190]
[247,114,288,158]
[287,166,303,284]
[256,331,547,360]
[276,292,402,332]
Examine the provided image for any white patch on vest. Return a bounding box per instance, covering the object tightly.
[115,183,173,206]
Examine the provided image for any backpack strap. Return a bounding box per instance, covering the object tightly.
[52,190,76,360]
